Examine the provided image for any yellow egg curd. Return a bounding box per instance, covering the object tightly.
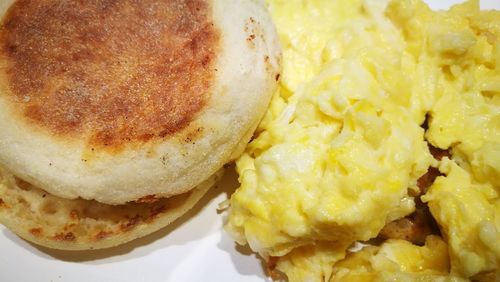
[226,0,500,281]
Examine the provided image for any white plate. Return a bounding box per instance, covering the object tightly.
[1,1,498,281]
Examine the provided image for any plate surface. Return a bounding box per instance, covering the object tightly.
[0,1,498,281]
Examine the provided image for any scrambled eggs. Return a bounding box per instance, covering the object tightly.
[329,236,466,281]
[226,0,500,281]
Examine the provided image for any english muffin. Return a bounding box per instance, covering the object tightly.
[0,0,280,249]
[0,167,222,250]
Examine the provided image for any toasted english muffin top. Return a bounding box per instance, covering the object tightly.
[0,0,280,204]
[0,0,219,150]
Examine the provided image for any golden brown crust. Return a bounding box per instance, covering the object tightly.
[0,0,220,150]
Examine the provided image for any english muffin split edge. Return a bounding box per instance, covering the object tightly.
[0,167,222,251]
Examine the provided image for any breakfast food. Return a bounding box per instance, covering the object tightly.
[225,0,500,281]
[0,167,222,250]
[0,0,280,249]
